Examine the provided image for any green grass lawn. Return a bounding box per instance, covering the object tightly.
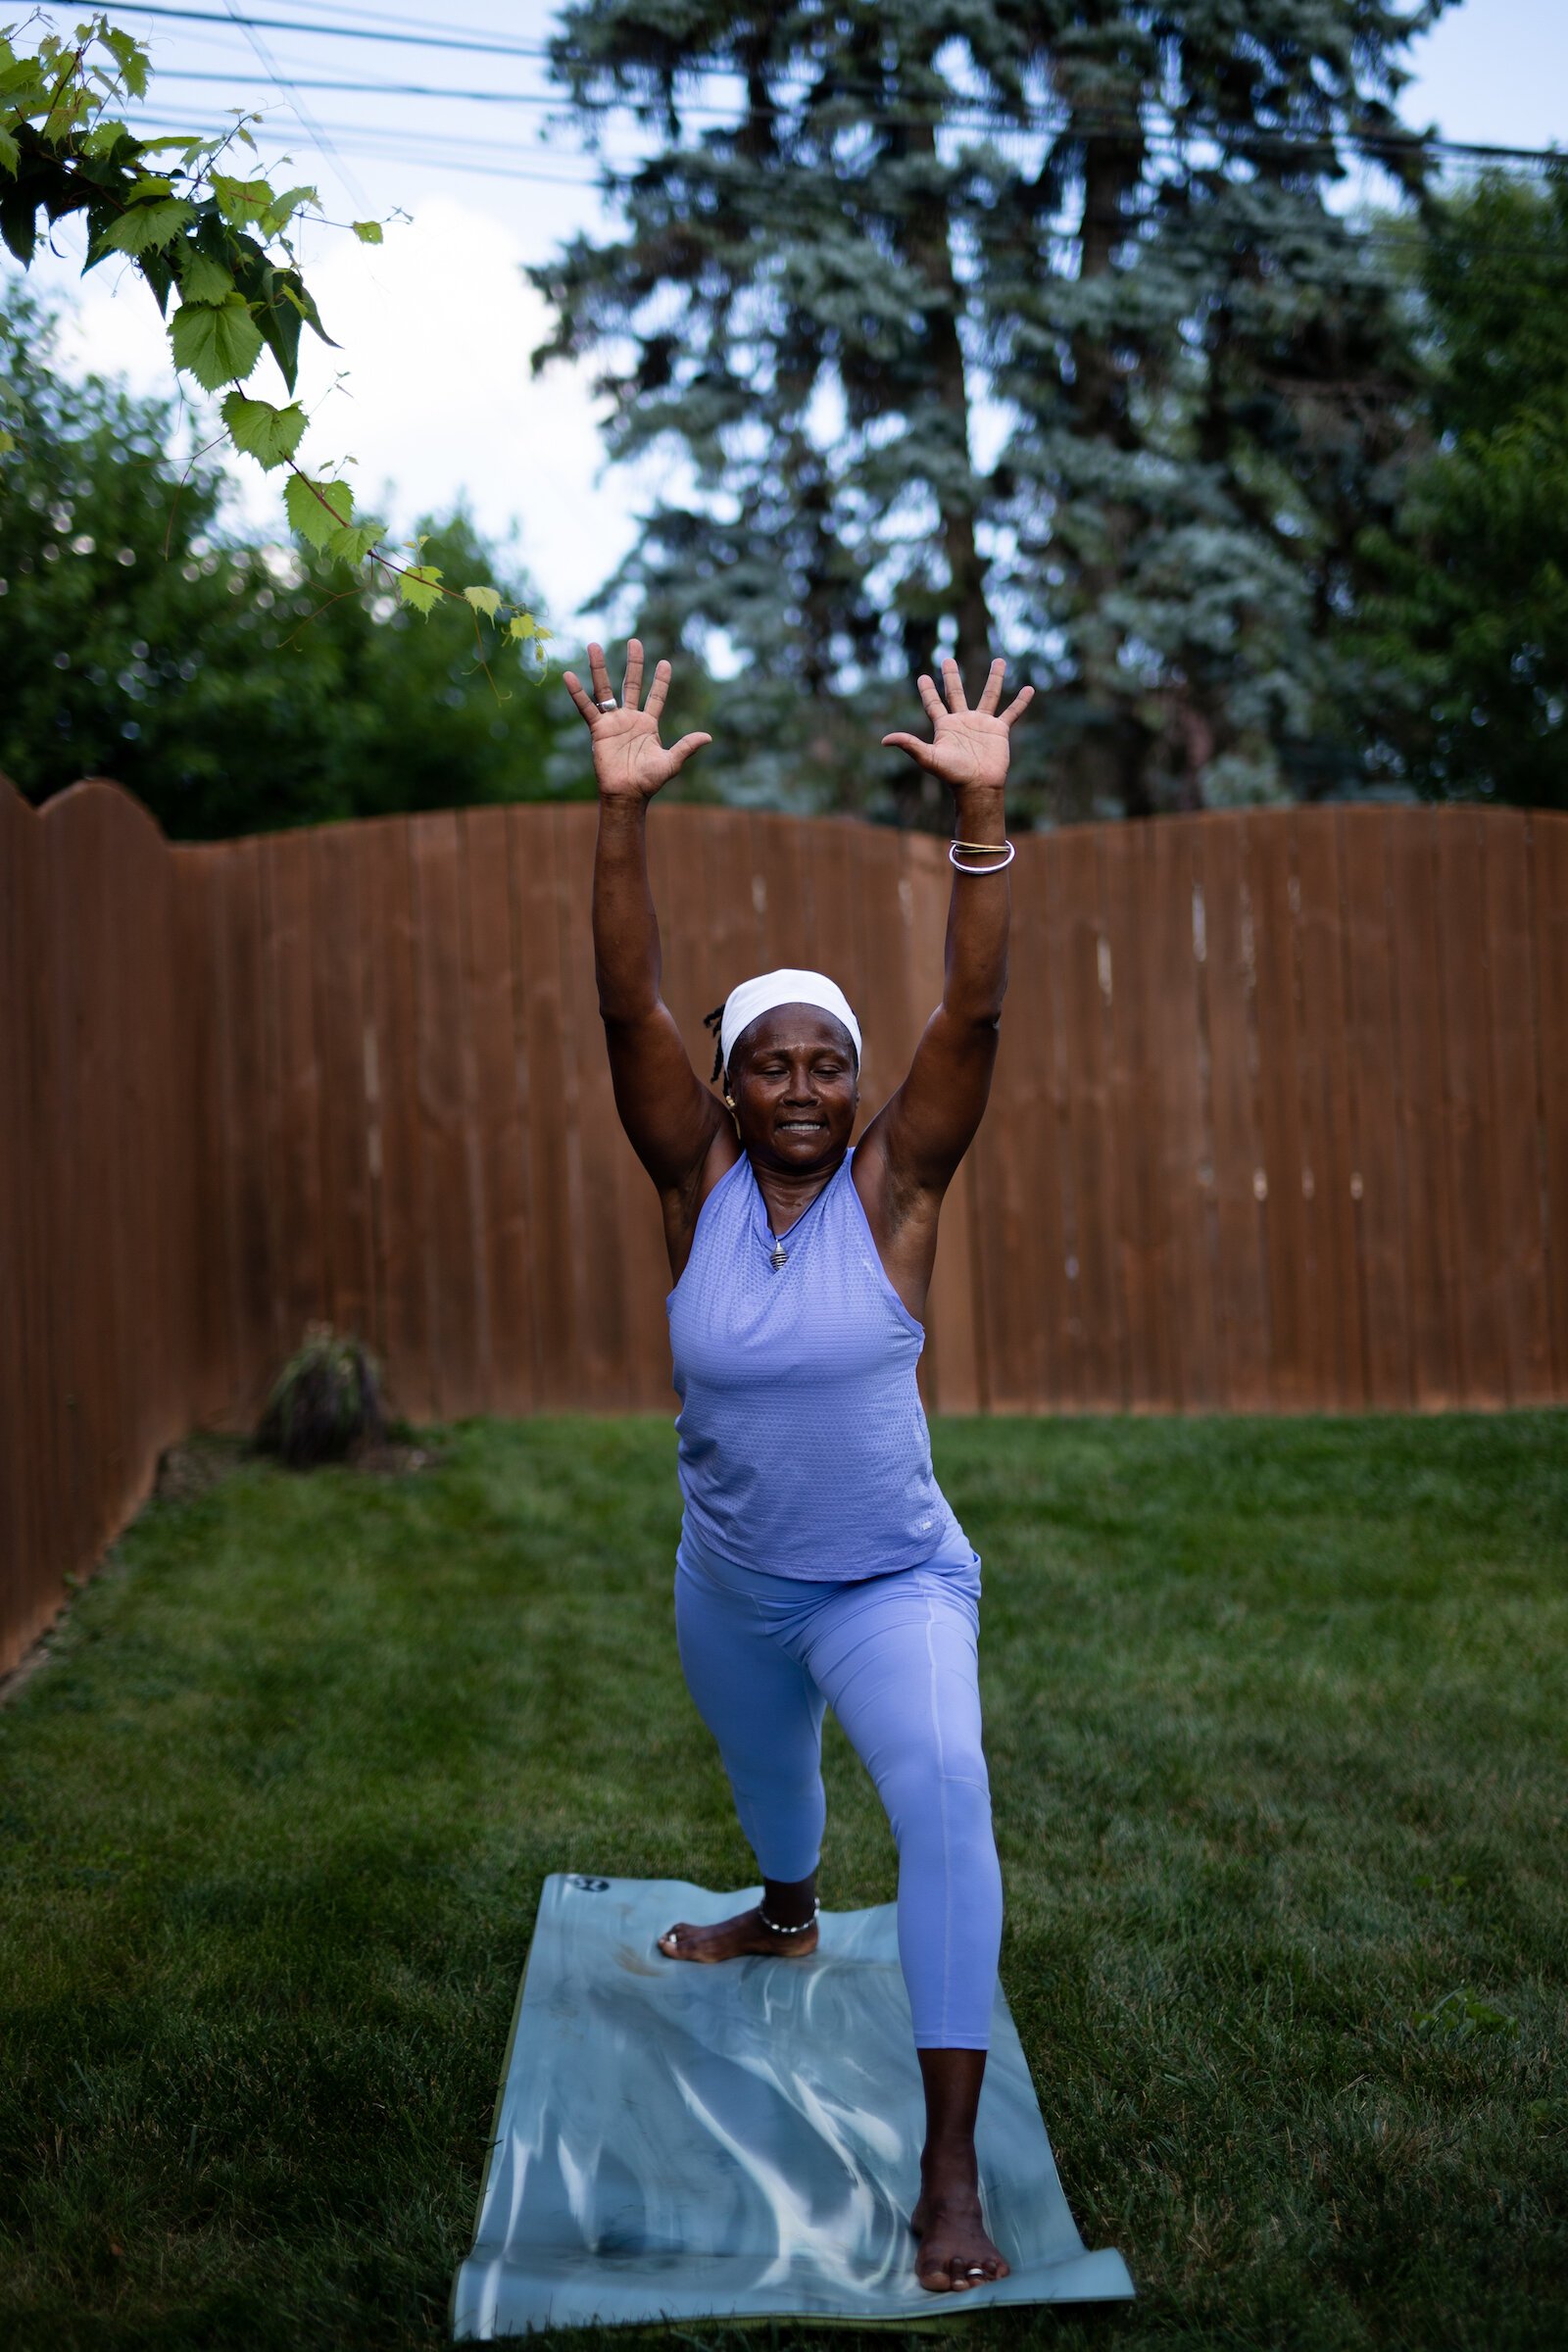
[1,1411,1565,2352]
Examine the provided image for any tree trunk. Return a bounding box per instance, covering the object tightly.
[1067,116,1149,816]
[904,111,995,675]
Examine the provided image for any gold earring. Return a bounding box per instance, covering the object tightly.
[724,1093,736,1109]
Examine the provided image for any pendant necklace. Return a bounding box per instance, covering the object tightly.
[757,1158,838,1271]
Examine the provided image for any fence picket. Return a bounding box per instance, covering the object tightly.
[1194,817,1270,1409]
[1436,811,1510,1405]
[1388,808,1461,1407]
[1481,813,1553,1404]
[1291,811,1362,1411]
[1533,811,1568,1397]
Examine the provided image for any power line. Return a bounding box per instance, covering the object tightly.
[216,0,373,207]
[121,89,1566,184]
[65,2,555,62]
[153,69,566,104]
[118,105,1556,231]
[67,6,1568,172]
[119,107,1565,276]
[123,107,608,183]
[226,0,477,26]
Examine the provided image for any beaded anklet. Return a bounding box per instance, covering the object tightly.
[757,1900,820,1936]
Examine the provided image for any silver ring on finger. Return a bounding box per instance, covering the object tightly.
[598,697,618,711]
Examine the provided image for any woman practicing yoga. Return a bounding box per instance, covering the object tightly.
[565,635,1033,2295]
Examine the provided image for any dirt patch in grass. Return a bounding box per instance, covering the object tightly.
[154,1428,444,1500]
[152,1433,255,1503]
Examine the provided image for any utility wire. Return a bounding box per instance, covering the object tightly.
[138,65,1568,177]
[154,69,570,103]
[66,2,556,61]
[68,5,1568,172]
[120,107,1566,271]
[225,0,477,26]
[124,107,609,182]
[216,0,373,207]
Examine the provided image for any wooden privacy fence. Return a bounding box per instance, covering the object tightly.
[3,774,1567,1675]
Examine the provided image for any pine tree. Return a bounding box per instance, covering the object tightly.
[531,0,1442,823]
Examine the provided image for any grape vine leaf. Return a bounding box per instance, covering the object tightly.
[169,292,265,390]
[83,119,134,159]
[178,250,234,304]
[220,391,307,469]
[328,518,382,565]
[99,196,196,257]
[262,183,318,235]
[351,220,383,245]
[398,564,444,614]
[507,613,536,640]
[210,173,273,227]
[284,471,354,551]
[463,584,502,618]
[102,25,151,100]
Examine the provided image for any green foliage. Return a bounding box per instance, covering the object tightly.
[0,284,572,838]
[0,11,546,666]
[220,391,307,471]
[1410,1986,1521,2041]
[534,0,1442,822]
[94,190,193,255]
[1356,170,1568,808]
[168,286,264,389]
[282,469,353,551]
[397,558,444,614]
[255,1322,387,1470]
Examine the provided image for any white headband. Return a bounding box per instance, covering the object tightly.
[720,968,862,1076]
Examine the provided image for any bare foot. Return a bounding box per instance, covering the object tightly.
[657,1906,819,1963]
[909,2146,1010,2292]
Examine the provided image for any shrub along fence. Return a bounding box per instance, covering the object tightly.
[3,773,1566,1674]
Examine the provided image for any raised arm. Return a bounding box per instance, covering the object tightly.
[566,639,727,1204]
[860,657,1034,1200]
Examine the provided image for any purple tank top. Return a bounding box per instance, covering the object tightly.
[665,1148,966,1579]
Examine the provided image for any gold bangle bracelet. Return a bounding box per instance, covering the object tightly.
[951,838,1010,853]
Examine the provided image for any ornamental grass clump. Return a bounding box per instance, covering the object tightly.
[255,1322,387,1470]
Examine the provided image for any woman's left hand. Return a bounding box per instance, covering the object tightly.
[882,657,1034,794]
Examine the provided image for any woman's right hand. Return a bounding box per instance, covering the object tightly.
[564,637,712,800]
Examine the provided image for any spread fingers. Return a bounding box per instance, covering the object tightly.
[562,671,601,726]
[975,657,1007,713]
[643,658,672,720]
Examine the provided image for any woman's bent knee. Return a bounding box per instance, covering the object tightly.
[876,1746,993,1851]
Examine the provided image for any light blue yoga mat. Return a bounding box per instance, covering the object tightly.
[450,1874,1135,2335]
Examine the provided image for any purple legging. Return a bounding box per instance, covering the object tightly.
[672,1522,1004,2049]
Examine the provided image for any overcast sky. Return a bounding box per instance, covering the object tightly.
[13,1,1568,655]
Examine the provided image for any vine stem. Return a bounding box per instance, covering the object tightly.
[275,460,524,703]
[163,427,231,561]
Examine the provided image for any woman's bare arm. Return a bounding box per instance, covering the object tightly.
[570,639,728,1197]
[858,658,1033,1205]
